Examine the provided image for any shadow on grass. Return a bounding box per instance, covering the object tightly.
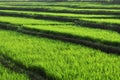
[0,52,58,80]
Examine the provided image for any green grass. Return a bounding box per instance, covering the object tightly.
[0,29,120,80]
[0,16,120,46]
[0,64,29,80]
[0,16,71,25]
[81,18,120,25]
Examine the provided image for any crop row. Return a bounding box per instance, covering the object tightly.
[0,16,120,53]
[81,18,120,25]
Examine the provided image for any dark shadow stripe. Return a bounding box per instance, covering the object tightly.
[0,50,59,80]
[0,22,120,54]
[81,17,120,19]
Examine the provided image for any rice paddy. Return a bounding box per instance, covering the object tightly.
[0,1,120,80]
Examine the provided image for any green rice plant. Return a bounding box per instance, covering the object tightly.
[0,16,71,25]
[0,30,120,80]
[81,18,120,25]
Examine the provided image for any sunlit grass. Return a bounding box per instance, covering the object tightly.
[81,18,120,25]
[0,16,71,25]
[0,30,120,80]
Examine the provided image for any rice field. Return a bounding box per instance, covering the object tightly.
[0,1,120,80]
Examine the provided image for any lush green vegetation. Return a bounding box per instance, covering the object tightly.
[0,1,120,80]
[0,16,70,24]
[0,16,120,48]
[81,18,120,25]
[0,30,120,80]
